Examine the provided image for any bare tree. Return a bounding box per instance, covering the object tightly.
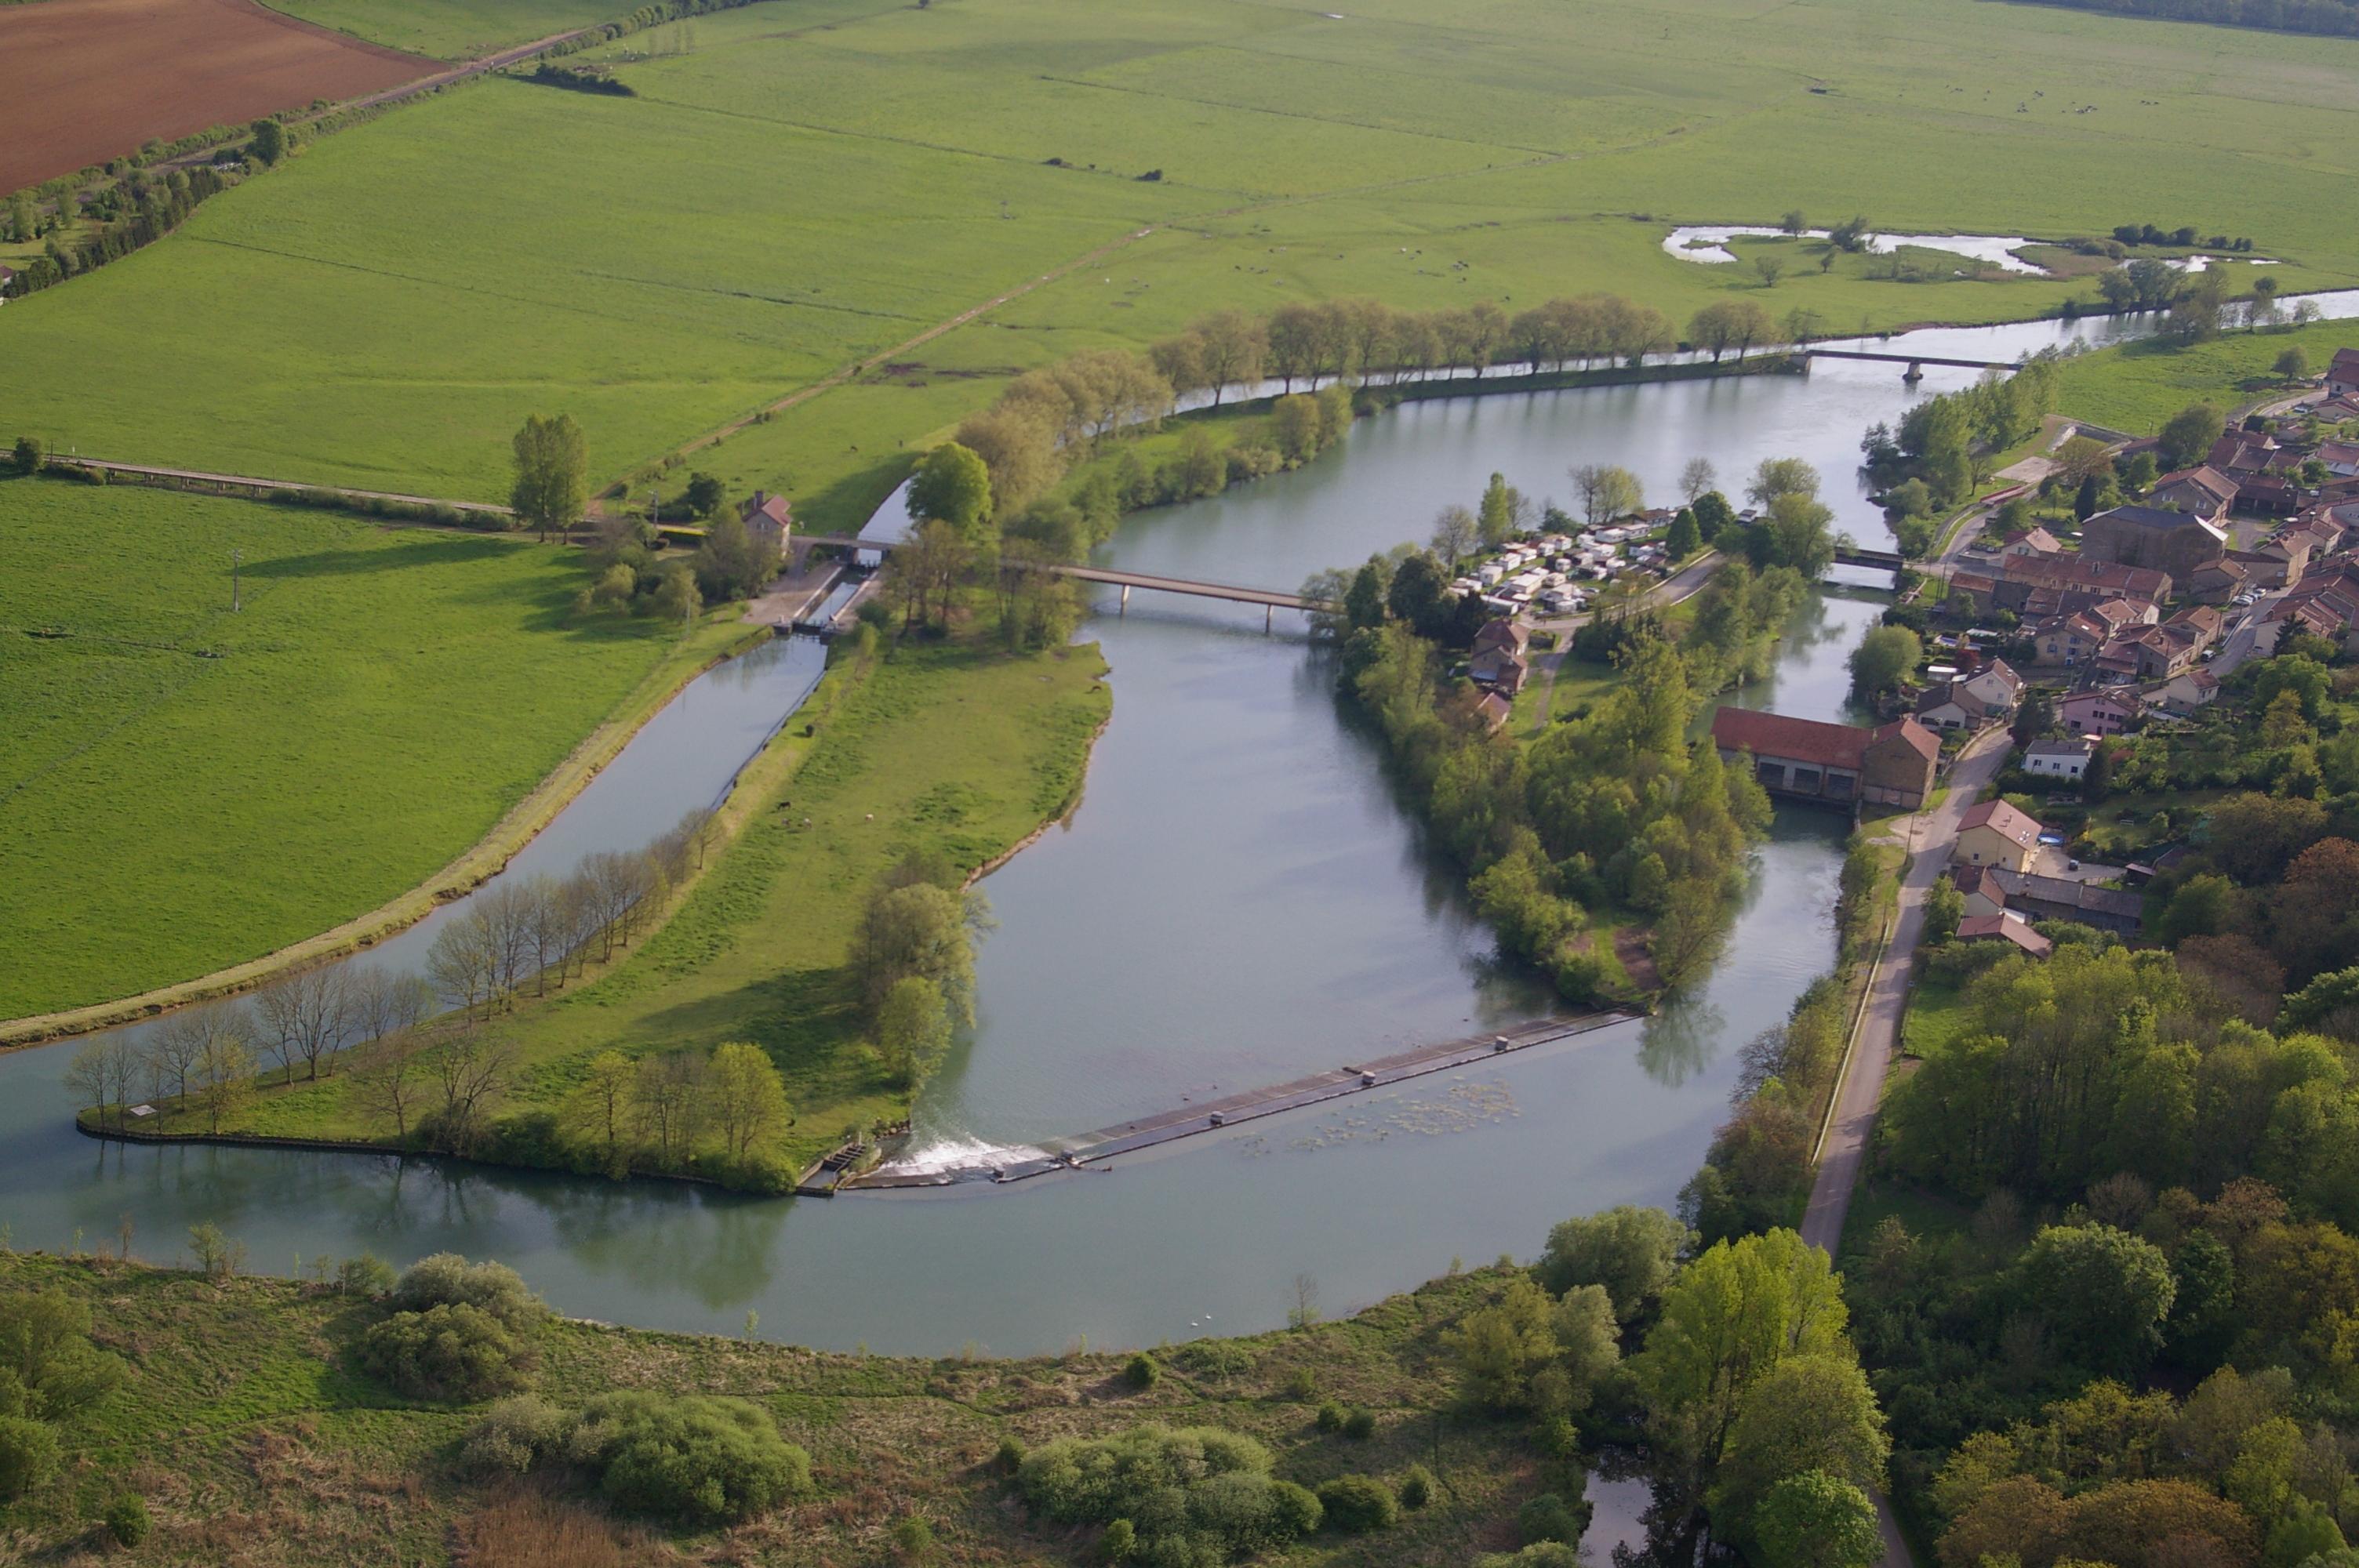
[142,1012,211,1103]
[66,1036,141,1129]
[474,883,537,1003]
[427,915,496,1018]
[556,871,602,979]
[253,964,352,1082]
[1428,505,1479,574]
[192,1025,258,1134]
[634,1052,706,1165]
[425,1022,511,1154]
[1679,457,1717,505]
[352,1028,427,1142]
[347,969,434,1047]
[1288,1272,1322,1331]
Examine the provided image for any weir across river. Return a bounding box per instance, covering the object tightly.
[834,1011,1640,1192]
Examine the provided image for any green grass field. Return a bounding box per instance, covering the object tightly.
[12,0,2359,517]
[0,1248,1554,1566]
[260,0,630,59]
[2054,318,2359,433]
[168,625,1111,1171]
[0,477,747,1022]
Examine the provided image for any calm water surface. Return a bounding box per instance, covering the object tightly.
[0,303,2179,1356]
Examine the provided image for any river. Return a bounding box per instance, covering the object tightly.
[1,303,2344,1360]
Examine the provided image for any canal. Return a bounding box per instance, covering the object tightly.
[0,304,2326,1359]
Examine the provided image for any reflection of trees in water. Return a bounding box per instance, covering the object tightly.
[1638,996,1725,1088]
[529,1177,787,1312]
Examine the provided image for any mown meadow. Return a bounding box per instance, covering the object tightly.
[0,477,745,1022]
[11,0,2358,517]
[2054,315,2359,432]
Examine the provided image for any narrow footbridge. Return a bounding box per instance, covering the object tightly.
[1801,348,2016,374]
[840,1011,1639,1192]
[801,534,1336,618]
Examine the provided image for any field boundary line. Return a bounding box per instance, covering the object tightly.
[0,619,769,1051]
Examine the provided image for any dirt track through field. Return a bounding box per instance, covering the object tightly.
[0,0,433,194]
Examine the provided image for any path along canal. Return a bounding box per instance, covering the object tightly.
[2,303,2349,1361]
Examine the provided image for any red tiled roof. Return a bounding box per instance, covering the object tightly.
[1710,708,1867,770]
[1958,912,2052,956]
[1870,717,1939,764]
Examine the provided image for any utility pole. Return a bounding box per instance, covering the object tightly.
[231,547,242,612]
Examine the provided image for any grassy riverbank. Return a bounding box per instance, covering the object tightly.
[0,1247,1557,1566]
[0,477,750,1026]
[125,622,1111,1176]
[2052,317,2358,433]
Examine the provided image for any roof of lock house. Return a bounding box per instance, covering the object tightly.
[1708,708,1869,770]
[1958,799,2042,848]
[1872,717,1940,764]
[1999,553,2174,599]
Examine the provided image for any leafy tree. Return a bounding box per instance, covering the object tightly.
[692,512,782,601]
[1533,1205,1688,1321]
[359,1303,533,1400]
[2158,402,2226,470]
[1386,552,1448,633]
[1633,1230,1849,1490]
[1755,1470,1881,1568]
[1709,1355,1890,1541]
[1315,1475,1398,1533]
[1748,457,1821,507]
[9,436,41,476]
[2275,345,2312,381]
[1692,490,1737,542]
[1924,877,1965,944]
[1272,394,1324,463]
[0,1417,59,1501]
[1344,559,1389,631]
[908,441,994,541]
[1570,463,1643,527]
[249,117,287,166]
[2014,1224,2175,1375]
[1667,507,1701,560]
[1681,458,1718,503]
[565,1049,638,1171]
[650,564,701,625]
[875,975,953,1087]
[682,471,725,519]
[509,413,587,541]
[1443,1276,1560,1413]
[706,1042,789,1163]
[1847,625,1921,702]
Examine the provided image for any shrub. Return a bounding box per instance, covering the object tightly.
[1125,1352,1160,1390]
[358,1303,534,1401]
[0,1415,59,1498]
[337,1254,396,1297]
[1281,1367,1317,1402]
[104,1494,151,1547]
[1398,1464,1435,1510]
[1342,1408,1377,1441]
[389,1254,546,1331]
[996,1433,1027,1472]
[565,1391,809,1523]
[1098,1519,1136,1562]
[1016,1424,1314,1561]
[1518,1491,1586,1545]
[461,1395,567,1474]
[1314,1401,1345,1432]
[1316,1474,1398,1533]
[890,1514,935,1559]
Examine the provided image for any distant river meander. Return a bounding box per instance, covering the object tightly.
[7,305,2356,1395]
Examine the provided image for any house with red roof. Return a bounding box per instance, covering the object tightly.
[1709,709,1939,812]
[1954,799,2043,873]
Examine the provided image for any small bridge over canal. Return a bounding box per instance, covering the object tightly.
[801,533,1337,629]
[1799,347,2016,382]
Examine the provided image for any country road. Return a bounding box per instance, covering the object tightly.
[1798,727,2009,1568]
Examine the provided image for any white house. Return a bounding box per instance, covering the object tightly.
[2023,737,2094,782]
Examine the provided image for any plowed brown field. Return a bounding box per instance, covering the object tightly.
[0,0,432,194]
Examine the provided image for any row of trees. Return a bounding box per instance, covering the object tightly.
[2,163,235,299]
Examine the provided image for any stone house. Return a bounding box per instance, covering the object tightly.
[2081,503,2227,580]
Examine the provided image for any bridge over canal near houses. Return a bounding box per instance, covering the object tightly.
[801,533,1337,629]
[1797,347,2017,381]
